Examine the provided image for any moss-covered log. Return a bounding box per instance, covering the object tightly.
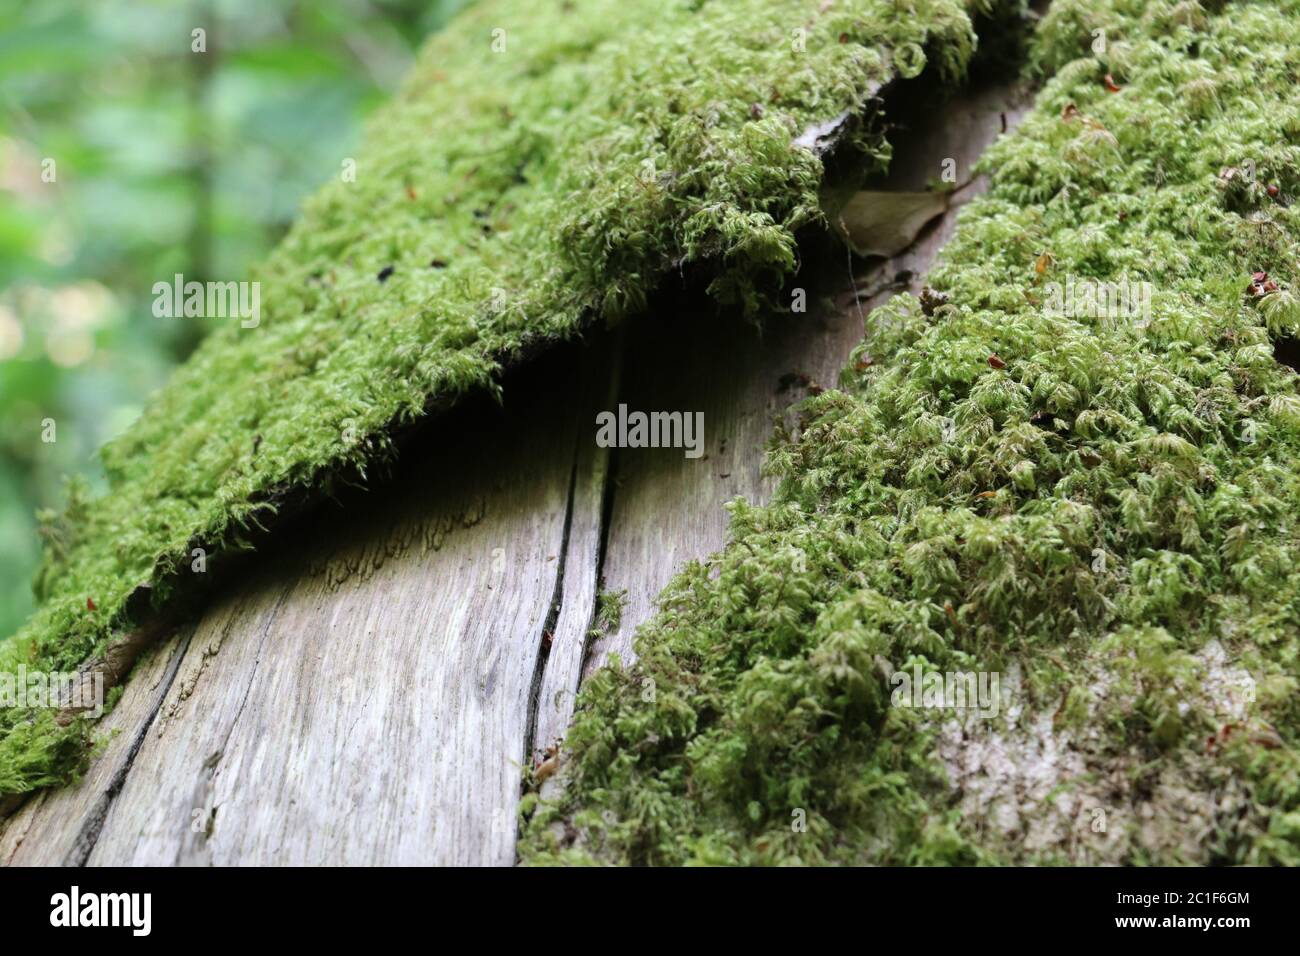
[2,0,987,797]
[6,0,1300,870]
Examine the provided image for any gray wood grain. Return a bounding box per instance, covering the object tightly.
[28,360,581,866]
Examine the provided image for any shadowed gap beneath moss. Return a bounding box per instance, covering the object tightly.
[1272,335,1300,373]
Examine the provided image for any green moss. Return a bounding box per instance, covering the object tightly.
[520,0,1300,864]
[589,589,628,640]
[2,1,986,793]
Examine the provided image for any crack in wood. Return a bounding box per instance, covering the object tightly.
[521,453,579,781]
[62,626,196,866]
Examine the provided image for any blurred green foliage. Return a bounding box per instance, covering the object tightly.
[0,0,469,637]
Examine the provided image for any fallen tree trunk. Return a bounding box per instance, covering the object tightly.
[1,78,1024,867]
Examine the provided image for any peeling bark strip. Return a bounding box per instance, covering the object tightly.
[832,190,951,259]
[55,613,178,726]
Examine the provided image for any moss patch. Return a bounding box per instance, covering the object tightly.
[2,1,987,794]
[519,0,1300,865]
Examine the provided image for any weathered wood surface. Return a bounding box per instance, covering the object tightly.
[588,81,1030,675]
[92,354,586,867]
[1,81,1027,866]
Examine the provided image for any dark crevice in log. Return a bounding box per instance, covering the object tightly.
[62,625,197,866]
[576,332,625,691]
[521,451,579,782]
[0,793,24,823]
[1273,335,1300,373]
[524,327,627,780]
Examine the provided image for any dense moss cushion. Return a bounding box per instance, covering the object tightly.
[519,0,1300,864]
